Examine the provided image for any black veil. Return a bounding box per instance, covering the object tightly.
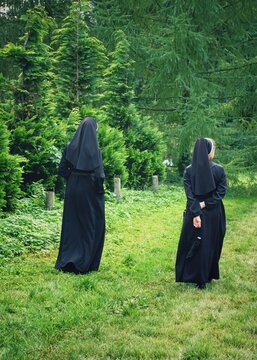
[66,117,104,177]
[191,138,215,195]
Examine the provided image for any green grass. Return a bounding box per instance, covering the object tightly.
[0,187,256,359]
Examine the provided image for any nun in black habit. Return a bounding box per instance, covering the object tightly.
[175,138,226,289]
[55,117,105,274]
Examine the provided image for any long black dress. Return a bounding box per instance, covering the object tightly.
[55,118,105,274]
[175,161,226,285]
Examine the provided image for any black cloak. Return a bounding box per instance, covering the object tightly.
[175,138,226,285]
[55,117,105,274]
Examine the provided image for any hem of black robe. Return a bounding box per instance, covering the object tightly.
[55,262,100,275]
[175,275,220,284]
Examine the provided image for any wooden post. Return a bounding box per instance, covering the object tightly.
[114,177,121,199]
[45,190,55,210]
[152,175,158,192]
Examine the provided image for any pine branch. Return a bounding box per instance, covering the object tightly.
[136,93,253,101]
[138,106,177,112]
[199,61,257,75]
[222,0,242,9]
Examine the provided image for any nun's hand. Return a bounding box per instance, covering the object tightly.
[193,216,201,228]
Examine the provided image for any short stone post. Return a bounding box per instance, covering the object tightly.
[45,190,55,210]
[114,177,121,199]
[152,175,158,193]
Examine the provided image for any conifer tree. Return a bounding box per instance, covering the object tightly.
[51,0,107,119]
[103,30,134,130]
[103,30,164,188]
[98,122,128,188]
[0,121,23,213]
[0,5,62,188]
[92,0,257,177]
[0,76,22,213]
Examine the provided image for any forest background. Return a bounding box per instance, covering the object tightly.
[0,0,257,213]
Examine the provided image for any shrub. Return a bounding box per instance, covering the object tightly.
[98,123,128,189]
[126,114,165,188]
[0,117,23,214]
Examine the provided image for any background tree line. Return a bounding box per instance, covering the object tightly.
[0,0,165,213]
[0,0,256,214]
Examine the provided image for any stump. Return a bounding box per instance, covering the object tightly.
[114,177,121,199]
[152,175,159,192]
[45,190,55,210]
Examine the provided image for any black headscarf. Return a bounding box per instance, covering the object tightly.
[191,138,215,196]
[66,117,104,177]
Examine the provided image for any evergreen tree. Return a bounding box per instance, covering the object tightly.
[103,30,165,188]
[0,1,73,82]
[0,73,23,212]
[0,106,22,213]
[126,111,165,188]
[0,5,62,189]
[51,0,107,119]
[98,123,128,188]
[103,30,134,130]
[92,0,257,177]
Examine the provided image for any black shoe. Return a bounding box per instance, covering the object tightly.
[196,283,206,290]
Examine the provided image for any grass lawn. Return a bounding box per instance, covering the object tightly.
[0,187,256,359]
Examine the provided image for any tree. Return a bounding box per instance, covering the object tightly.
[0,1,73,81]
[0,107,22,213]
[0,5,62,188]
[103,30,134,130]
[51,0,107,119]
[92,0,257,177]
[0,73,23,212]
[103,30,165,188]
[98,123,128,189]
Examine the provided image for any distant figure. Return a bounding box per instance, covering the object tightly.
[55,117,105,274]
[175,138,226,289]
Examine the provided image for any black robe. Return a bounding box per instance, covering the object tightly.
[55,147,105,274]
[175,161,226,284]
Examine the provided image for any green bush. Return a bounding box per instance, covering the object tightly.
[0,118,23,214]
[98,123,128,189]
[126,115,165,188]
[0,6,64,190]
[103,31,165,189]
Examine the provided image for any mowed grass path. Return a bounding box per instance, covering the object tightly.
[0,189,256,359]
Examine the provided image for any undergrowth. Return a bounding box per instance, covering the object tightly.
[0,185,184,263]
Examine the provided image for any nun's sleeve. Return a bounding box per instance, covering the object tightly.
[205,167,227,207]
[184,168,202,217]
[58,146,72,179]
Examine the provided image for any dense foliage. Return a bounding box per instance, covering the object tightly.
[103,30,165,187]
[0,74,23,213]
[0,6,62,189]
[0,118,23,214]
[91,0,257,175]
[50,1,107,118]
[0,1,165,212]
